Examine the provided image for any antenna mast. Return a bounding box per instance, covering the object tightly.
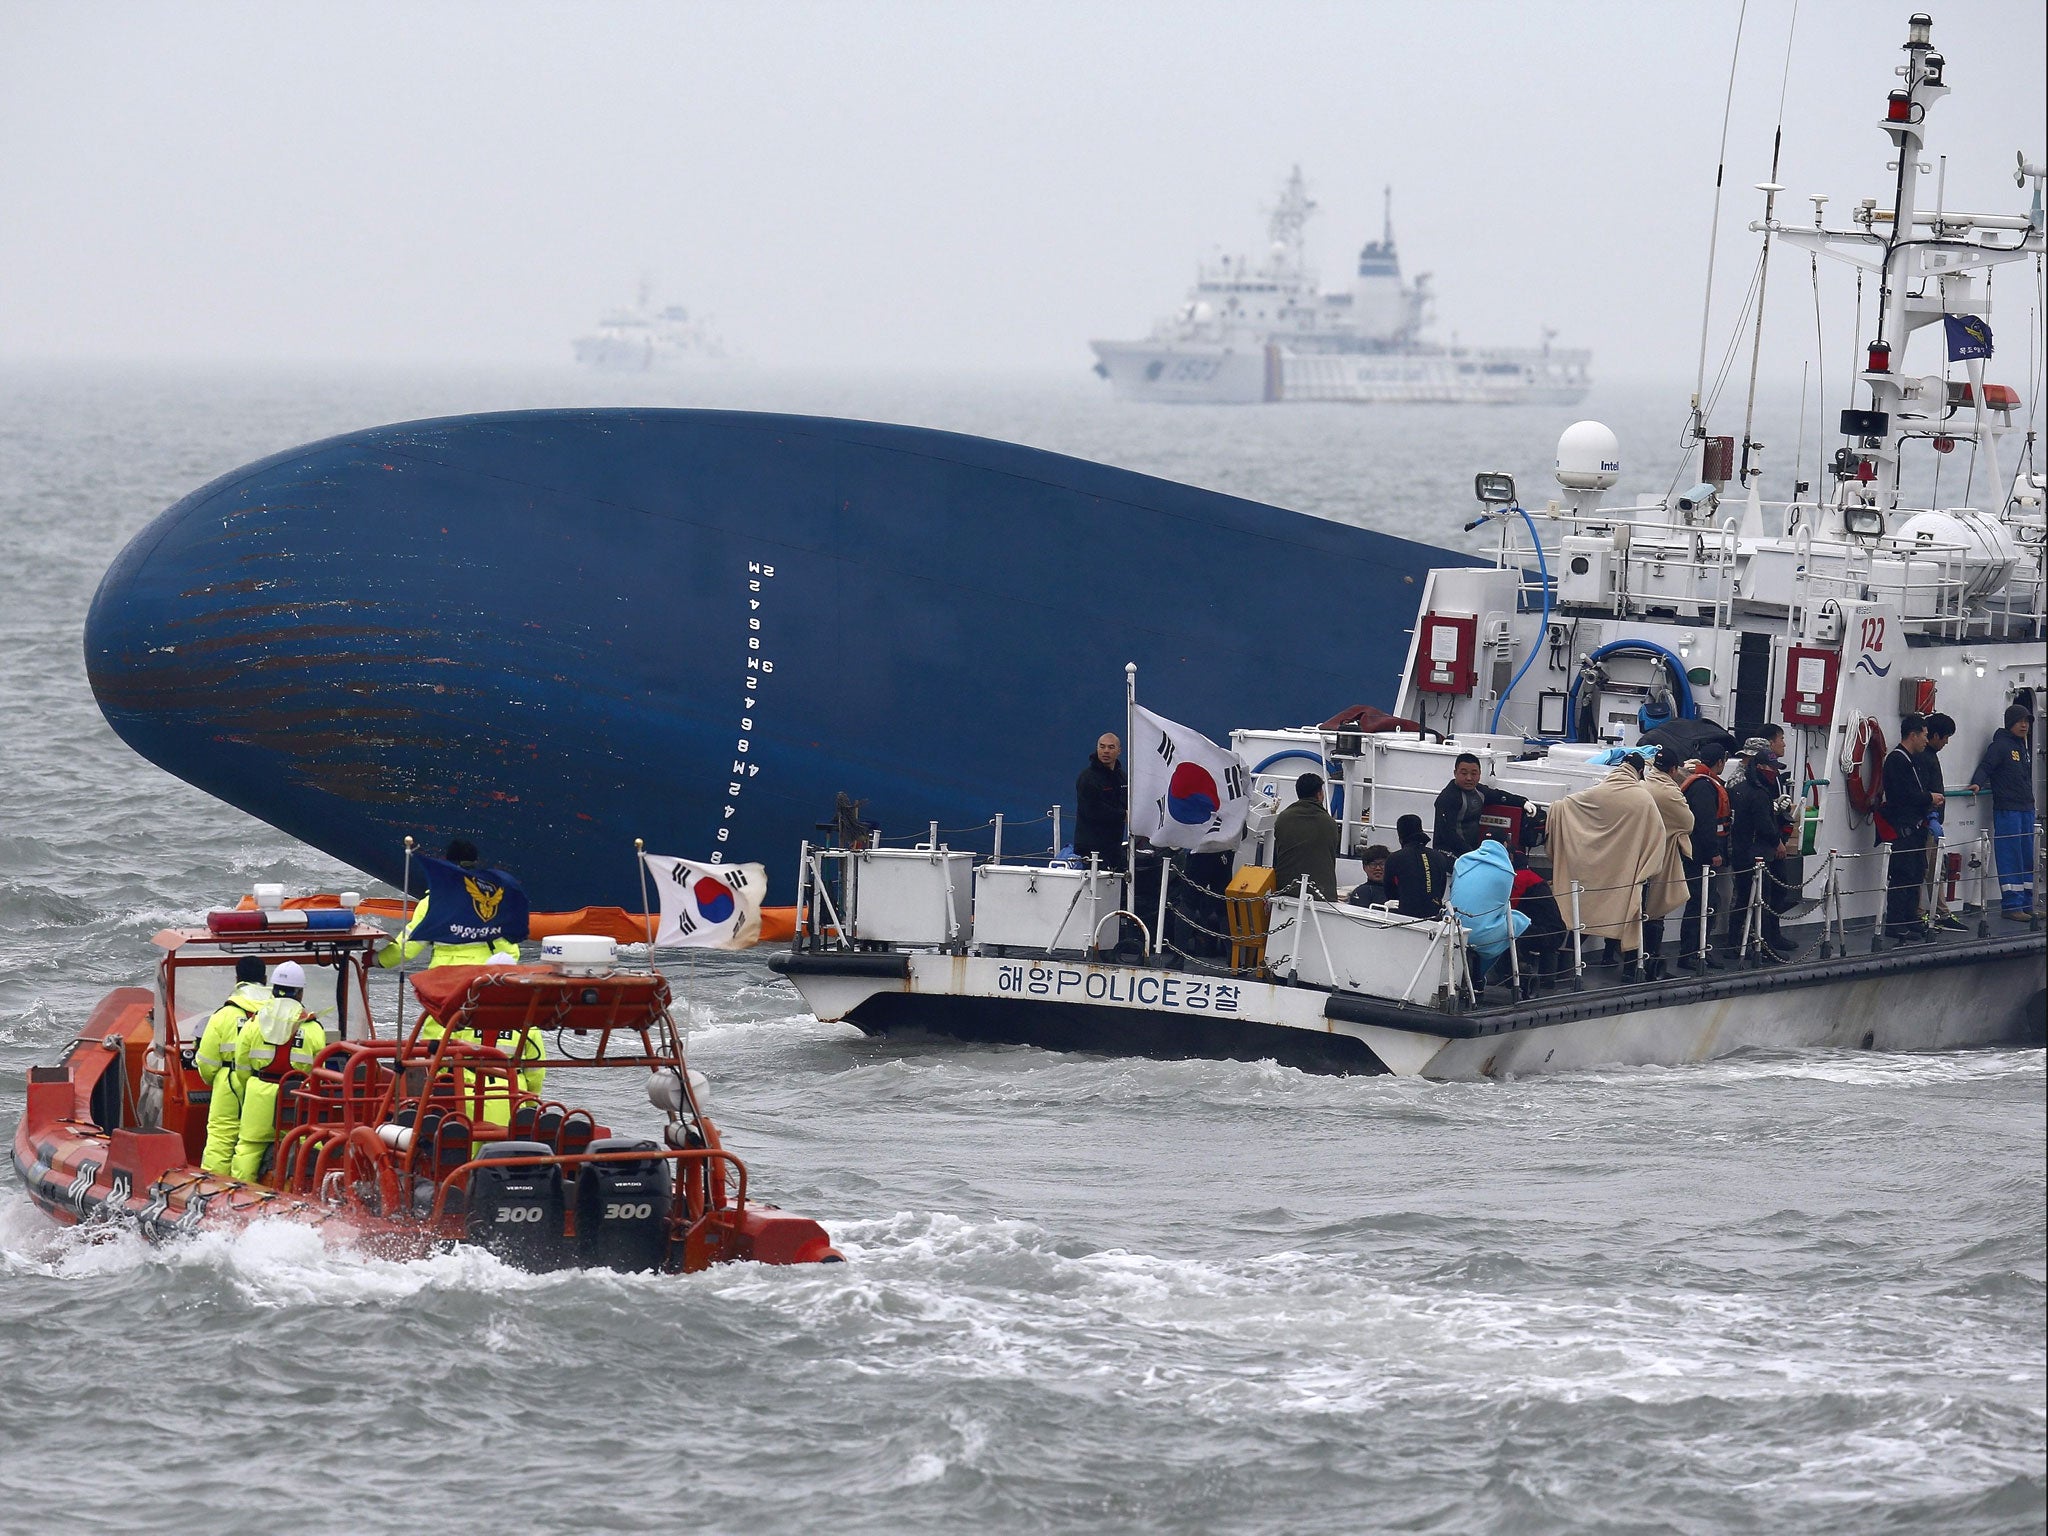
[1687,0,1751,458]
[1738,0,1802,494]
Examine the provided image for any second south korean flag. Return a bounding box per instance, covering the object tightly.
[641,854,767,949]
[1130,705,1252,852]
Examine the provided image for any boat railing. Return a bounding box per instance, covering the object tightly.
[789,793,2038,1000]
[1492,501,2042,638]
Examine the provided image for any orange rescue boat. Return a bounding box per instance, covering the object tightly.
[11,917,838,1271]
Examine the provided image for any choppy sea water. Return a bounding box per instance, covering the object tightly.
[0,363,2041,1533]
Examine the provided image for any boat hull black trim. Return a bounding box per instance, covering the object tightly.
[842,990,1393,1077]
[1327,931,2047,1040]
[771,951,911,980]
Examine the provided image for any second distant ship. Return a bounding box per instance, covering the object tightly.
[574,278,727,371]
[1091,169,1590,405]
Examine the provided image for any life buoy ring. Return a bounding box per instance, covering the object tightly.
[1839,713,1886,817]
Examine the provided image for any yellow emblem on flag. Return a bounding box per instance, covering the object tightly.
[465,874,505,920]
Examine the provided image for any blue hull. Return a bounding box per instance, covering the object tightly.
[86,409,1469,908]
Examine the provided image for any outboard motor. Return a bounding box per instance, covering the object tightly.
[572,1138,675,1272]
[464,1141,566,1270]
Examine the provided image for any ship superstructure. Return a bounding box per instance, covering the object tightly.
[1091,171,1590,405]
[573,278,726,371]
[787,14,2044,1079]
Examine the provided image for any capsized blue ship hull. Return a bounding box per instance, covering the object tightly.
[87,409,1471,909]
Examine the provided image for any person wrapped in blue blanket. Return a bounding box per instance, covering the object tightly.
[1448,836,1531,991]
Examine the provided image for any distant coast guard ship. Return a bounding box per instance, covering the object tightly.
[1091,168,1591,405]
[573,278,727,371]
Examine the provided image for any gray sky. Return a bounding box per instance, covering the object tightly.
[2,0,2041,380]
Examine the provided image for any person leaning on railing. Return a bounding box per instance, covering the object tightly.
[1968,702,2035,919]
[1919,713,1965,931]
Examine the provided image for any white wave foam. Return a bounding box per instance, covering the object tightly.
[724,1206,2045,1427]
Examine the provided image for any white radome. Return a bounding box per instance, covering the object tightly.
[1555,421,1622,491]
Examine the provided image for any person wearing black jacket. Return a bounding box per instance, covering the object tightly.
[1510,855,1569,994]
[1881,712,1940,940]
[1677,743,1731,968]
[1969,703,2035,918]
[1725,748,1794,958]
[1384,814,1455,919]
[1072,733,1127,863]
[1345,844,1393,908]
[1432,754,1529,857]
[1919,713,1963,930]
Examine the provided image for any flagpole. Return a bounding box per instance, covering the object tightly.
[1125,662,1137,956]
[392,835,413,1040]
[634,837,655,949]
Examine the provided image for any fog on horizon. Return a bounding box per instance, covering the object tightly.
[2,0,2042,400]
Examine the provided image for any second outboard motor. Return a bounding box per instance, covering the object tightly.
[464,1141,566,1270]
[572,1138,675,1272]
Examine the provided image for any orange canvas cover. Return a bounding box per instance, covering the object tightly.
[242,894,794,944]
[409,964,671,1034]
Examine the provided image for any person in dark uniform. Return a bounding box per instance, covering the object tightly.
[1919,713,1962,930]
[1072,733,1126,864]
[1881,713,1939,941]
[1346,845,1393,908]
[1677,742,1731,969]
[1726,748,1794,960]
[1432,753,1530,857]
[1969,702,2036,918]
[1273,773,1340,901]
[1383,814,1455,920]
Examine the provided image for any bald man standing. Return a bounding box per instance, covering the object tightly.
[1073,732,1127,863]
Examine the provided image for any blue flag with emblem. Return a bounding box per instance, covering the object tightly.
[409,855,530,945]
[1944,313,1992,361]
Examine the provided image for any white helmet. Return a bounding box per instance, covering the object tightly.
[271,960,307,990]
[486,953,519,966]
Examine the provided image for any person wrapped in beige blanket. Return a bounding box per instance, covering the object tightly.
[1546,749,1670,977]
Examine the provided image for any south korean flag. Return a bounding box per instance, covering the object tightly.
[641,854,767,950]
[1129,705,1252,852]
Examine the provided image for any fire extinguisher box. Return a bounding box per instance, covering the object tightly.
[1781,645,1841,727]
[1414,613,1478,695]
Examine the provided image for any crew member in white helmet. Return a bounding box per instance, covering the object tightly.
[229,960,327,1182]
[196,955,270,1175]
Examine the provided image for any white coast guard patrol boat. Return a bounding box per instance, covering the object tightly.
[779,14,2045,1079]
[1089,169,1591,405]
[573,277,727,371]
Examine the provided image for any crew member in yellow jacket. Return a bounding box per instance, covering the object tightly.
[195,956,271,1175]
[416,953,546,1138]
[377,838,522,970]
[230,961,327,1182]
